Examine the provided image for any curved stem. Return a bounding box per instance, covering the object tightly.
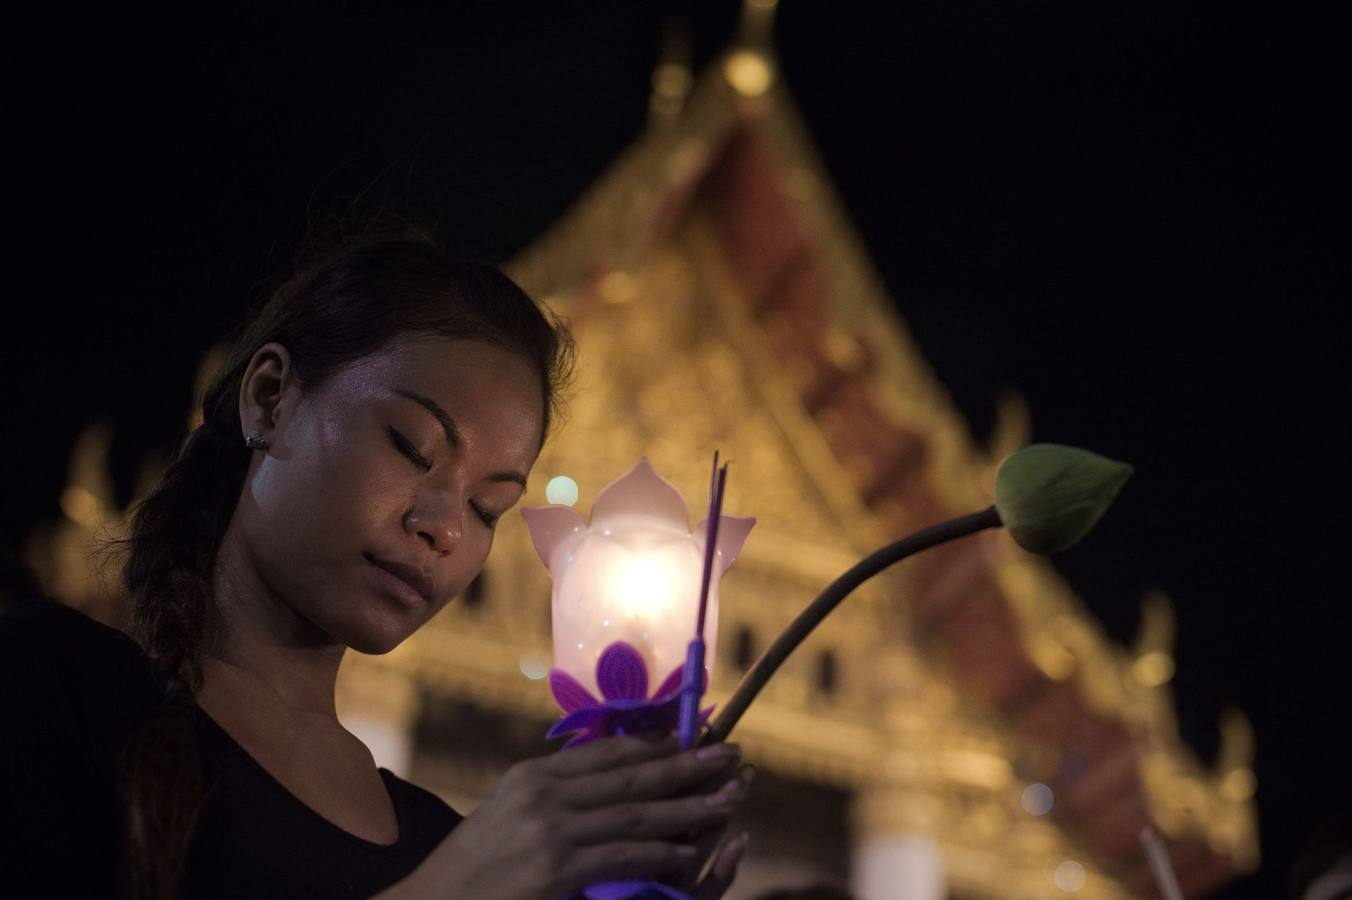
[705,505,1002,744]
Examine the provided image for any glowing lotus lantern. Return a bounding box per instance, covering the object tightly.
[522,459,754,745]
[516,447,1131,899]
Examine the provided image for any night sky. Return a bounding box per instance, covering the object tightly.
[5,4,1347,898]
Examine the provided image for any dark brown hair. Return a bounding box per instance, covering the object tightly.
[116,222,573,899]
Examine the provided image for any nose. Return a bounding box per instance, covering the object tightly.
[403,489,464,555]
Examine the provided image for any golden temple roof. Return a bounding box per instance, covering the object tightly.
[23,6,1258,896]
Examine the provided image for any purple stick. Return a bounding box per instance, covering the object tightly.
[679,454,726,748]
[696,462,726,637]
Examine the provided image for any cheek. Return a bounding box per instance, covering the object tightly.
[243,429,407,587]
[422,536,494,618]
[254,457,371,537]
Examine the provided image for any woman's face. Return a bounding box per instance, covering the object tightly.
[232,335,544,654]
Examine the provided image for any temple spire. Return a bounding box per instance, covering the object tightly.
[722,0,779,98]
[736,0,779,48]
[649,15,693,126]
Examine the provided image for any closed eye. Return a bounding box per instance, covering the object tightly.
[393,426,499,528]
[471,502,499,529]
[388,427,431,471]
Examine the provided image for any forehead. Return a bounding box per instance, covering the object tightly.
[321,336,545,452]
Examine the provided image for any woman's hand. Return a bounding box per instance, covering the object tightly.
[383,734,751,900]
[691,829,750,900]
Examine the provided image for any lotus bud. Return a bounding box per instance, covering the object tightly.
[995,443,1133,554]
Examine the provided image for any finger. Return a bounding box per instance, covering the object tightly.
[557,840,699,893]
[543,733,681,778]
[693,831,749,900]
[713,830,749,883]
[559,743,742,809]
[563,777,748,845]
[677,766,755,892]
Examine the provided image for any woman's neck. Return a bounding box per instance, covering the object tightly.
[198,520,346,727]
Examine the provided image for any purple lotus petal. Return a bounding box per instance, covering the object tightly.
[583,880,648,900]
[562,724,605,745]
[559,715,610,747]
[548,641,716,749]
[613,694,682,737]
[583,880,694,900]
[552,692,690,745]
[604,697,656,712]
[597,641,648,701]
[564,730,602,749]
[550,668,599,714]
[652,665,683,700]
[652,664,709,701]
[547,706,605,740]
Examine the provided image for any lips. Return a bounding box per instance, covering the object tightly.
[364,554,436,607]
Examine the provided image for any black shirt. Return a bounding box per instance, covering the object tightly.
[1,598,462,899]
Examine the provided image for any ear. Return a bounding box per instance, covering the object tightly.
[238,342,295,444]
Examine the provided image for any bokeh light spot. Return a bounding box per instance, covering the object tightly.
[518,653,550,681]
[1133,650,1175,686]
[723,50,774,97]
[1021,782,1054,816]
[1054,860,1086,892]
[546,475,579,506]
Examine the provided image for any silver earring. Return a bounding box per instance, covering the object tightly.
[244,431,269,451]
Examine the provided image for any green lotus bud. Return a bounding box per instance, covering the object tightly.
[994,443,1133,554]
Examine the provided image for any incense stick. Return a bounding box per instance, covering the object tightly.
[1140,826,1185,900]
[696,460,726,638]
[679,452,726,748]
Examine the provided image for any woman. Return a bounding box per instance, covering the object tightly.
[2,225,752,899]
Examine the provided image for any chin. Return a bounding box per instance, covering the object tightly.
[346,634,407,655]
[348,616,420,655]
[328,598,422,656]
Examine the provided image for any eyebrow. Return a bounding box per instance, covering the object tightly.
[392,388,529,489]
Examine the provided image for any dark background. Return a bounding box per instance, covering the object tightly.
[4,4,1346,897]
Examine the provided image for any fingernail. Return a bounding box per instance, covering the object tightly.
[717,832,750,879]
[741,764,757,786]
[697,743,739,762]
[719,832,751,881]
[678,844,699,859]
